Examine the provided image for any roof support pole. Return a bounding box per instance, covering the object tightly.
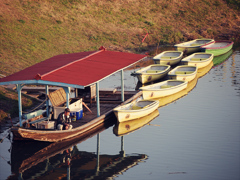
[96,82,100,117]
[45,85,49,117]
[120,136,125,157]
[121,69,124,102]
[63,87,70,108]
[16,84,24,127]
[95,133,100,173]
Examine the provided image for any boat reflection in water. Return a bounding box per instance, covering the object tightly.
[212,49,233,66]
[197,60,213,79]
[113,109,159,136]
[135,58,215,108]
[9,121,147,180]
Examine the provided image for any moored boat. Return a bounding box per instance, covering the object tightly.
[168,65,198,82]
[181,52,214,68]
[113,99,159,123]
[139,80,188,99]
[153,51,183,65]
[133,64,170,84]
[200,40,234,56]
[113,109,159,136]
[174,39,214,54]
[0,48,147,142]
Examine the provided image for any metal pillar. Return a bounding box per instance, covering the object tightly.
[120,136,125,157]
[17,84,24,127]
[121,69,124,102]
[45,85,49,117]
[96,82,100,117]
[96,133,100,173]
[63,87,70,108]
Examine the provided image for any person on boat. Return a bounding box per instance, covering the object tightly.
[57,108,73,130]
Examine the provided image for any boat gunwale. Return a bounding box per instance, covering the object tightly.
[174,39,214,48]
[168,65,198,76]
[139,80,188,91]
[153,51,183,60]
[135,64,171,75]
[181,53,214,63]
[113,100,159,113]
[200,40,234,50]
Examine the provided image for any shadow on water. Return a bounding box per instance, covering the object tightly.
[8,119,148,180]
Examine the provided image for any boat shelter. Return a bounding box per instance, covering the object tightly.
[0,47,146,126]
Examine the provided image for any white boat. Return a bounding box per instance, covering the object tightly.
[153,51,183,65]
[174,39,214,54]
[139,80,188,99]
[181,53,214,68]
[168,65,198,82]
[113,109,159,136]
[133,64,170,84]
[113,100,159,122]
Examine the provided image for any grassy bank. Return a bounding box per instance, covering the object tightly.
[0,86,39,122]
[0,0,240,121]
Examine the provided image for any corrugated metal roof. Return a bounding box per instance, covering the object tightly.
[0,48,146,89]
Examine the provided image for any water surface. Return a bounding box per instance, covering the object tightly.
[0,48,239,180]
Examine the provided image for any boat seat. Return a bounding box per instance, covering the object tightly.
[160,56,174,59]
[146,70,163,73]
[190,58,207,61]
[131,105,143,110]
[190,43,202,46]
[28,117,49,125]
[175,71,194,74]
[160,85,174,89]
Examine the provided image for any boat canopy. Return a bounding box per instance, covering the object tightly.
[0,47,146,125]
[0,47,146,89]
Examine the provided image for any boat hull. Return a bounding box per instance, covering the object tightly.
[113,100,159,123]
[11,113,112,142]
[113,109,159,136]
[200,41,234,56]
[174,39,214,54]
[140,80,188,99]
[135,65,170,84]
[168,65,198,82]
[153,51,183,66]
[181,53,214,68]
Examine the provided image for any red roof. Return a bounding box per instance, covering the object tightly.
[0,48,146,88]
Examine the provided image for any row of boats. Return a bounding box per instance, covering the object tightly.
[113,38,234,123]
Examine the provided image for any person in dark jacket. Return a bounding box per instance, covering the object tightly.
[57,108,72,130]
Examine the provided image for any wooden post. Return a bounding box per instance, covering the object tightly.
[121,69,124,102]
[17,84,23,127]
[96,82,100,117]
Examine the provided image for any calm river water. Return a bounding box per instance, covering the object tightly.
[0,47,239,180]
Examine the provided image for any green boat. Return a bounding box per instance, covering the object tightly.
[200,40,233,56]
[212,49,233,66]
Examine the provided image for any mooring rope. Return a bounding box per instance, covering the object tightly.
[22,97,48,114]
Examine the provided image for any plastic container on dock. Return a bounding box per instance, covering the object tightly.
[70,108,83,120]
